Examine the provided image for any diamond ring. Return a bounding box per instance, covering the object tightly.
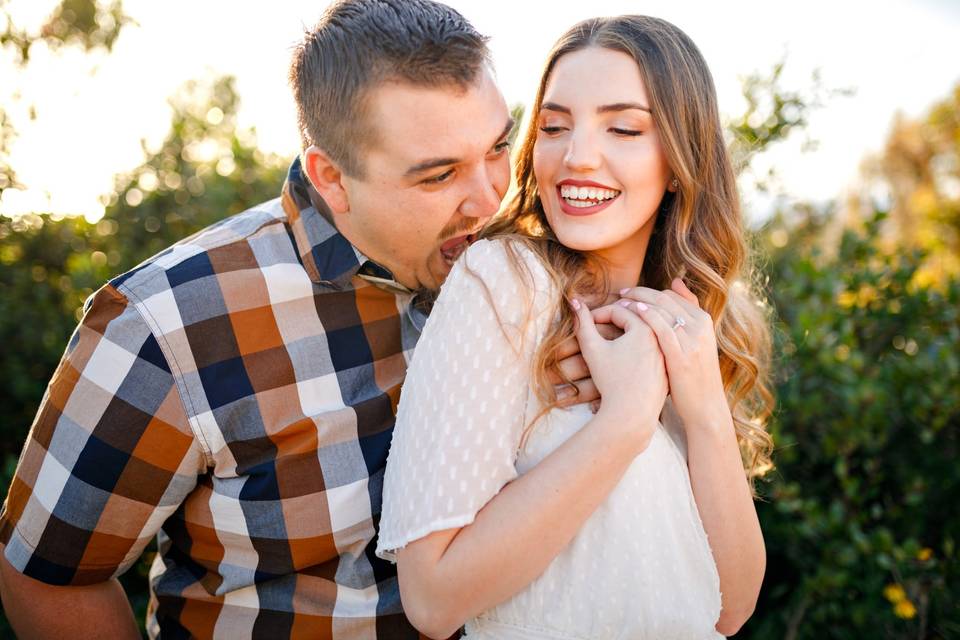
[672,316,686,330]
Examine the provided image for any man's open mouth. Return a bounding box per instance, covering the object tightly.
[440,234,475,266]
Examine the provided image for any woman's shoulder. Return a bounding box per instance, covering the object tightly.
[458,236,552,290]
[442,236,556,327]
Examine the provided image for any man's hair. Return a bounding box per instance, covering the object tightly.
[290,0,491,178]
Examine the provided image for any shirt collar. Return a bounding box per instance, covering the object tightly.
[281,157,412,294]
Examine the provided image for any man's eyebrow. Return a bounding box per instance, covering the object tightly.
[540,101,652,114]
[403,116,516,178]
[499,117,517,144]
[404,156,459,178]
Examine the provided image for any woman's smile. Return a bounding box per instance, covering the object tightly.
[556,179,621,216]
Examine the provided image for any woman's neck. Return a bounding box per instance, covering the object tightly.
[586,223,656,295]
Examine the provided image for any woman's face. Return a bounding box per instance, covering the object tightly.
[533,47,672,270]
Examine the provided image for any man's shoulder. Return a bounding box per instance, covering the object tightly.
[108,197,288,299]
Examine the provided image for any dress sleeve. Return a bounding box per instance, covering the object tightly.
[376,239,553,561]
[0,284,206,585]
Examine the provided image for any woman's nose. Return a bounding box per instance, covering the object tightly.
[563,129,602,172]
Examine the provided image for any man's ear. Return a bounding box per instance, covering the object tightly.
[302,145,350,215]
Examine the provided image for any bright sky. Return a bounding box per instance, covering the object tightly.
[2,0,959,223]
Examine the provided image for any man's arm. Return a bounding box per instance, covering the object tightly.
[0,546,140,640]
[0,284,203,634]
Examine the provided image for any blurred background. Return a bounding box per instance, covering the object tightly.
[0,0,957,637]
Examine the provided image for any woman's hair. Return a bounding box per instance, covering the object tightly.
[481,15,774,481]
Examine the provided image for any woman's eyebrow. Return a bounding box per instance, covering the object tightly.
[540,101,570,114]
[598,102,652,114]
[539,101,652,115]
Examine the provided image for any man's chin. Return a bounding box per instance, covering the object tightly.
[425,252,457,290]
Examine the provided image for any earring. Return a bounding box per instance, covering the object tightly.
[670,178,679,190]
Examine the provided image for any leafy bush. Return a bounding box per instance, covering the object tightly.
[743,209,959,639]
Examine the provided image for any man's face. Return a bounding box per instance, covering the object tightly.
[341,69,512,292]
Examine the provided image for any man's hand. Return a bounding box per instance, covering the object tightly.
[550,313,624,411]
[0,545,141,640]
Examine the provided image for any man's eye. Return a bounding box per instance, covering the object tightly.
[611,128,642,137]
[423,169,454,185]
[493,140,510,154]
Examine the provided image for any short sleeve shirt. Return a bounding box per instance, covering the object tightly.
[0,158,435,639]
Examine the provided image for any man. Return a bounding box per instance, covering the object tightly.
[0,1,631,637]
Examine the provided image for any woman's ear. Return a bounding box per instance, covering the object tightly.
[302,145,350,215]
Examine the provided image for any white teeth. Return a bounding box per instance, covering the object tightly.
[559,184,620,204]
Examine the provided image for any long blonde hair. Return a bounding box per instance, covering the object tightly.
[482,15,774,480]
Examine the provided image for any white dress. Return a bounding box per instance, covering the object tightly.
[377,239,724,639]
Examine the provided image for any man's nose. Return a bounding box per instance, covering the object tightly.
[460,163,505,220]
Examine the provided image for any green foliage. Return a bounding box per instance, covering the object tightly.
[740,210,960,638]
[0,0,133,65]
[861,82,960,281]
[100,74,288,268]
[727,59,852,191]
[0,107,20,198]
[1,0,135,200]
[0,213,114,443]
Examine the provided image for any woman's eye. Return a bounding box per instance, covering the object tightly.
[539,126,566,135]
[424,169,454,185]
[611,127,642,137]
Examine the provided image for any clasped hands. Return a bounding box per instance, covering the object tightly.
[550,278,728,432]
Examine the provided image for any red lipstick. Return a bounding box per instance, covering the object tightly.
[554,179,621,217]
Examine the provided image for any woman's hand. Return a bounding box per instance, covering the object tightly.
[609,278,730,432]
[569,297,667,437]
[548,322,624,412]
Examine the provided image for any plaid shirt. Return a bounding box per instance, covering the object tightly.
[0,159,436,638]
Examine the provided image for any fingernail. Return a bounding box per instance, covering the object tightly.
[636,302,648,311]
[570,298,581,310]
[617,299,632,307]
[619,288,629,295]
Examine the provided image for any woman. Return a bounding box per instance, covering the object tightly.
[377,15,774,639]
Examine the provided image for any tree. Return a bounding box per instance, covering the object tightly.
[857,83,960,285]
[0,0,134,197]
[727,58,852,192]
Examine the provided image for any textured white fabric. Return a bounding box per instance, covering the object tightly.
[377,239,723,639]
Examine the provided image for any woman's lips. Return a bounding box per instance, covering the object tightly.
[556,185,620,216]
